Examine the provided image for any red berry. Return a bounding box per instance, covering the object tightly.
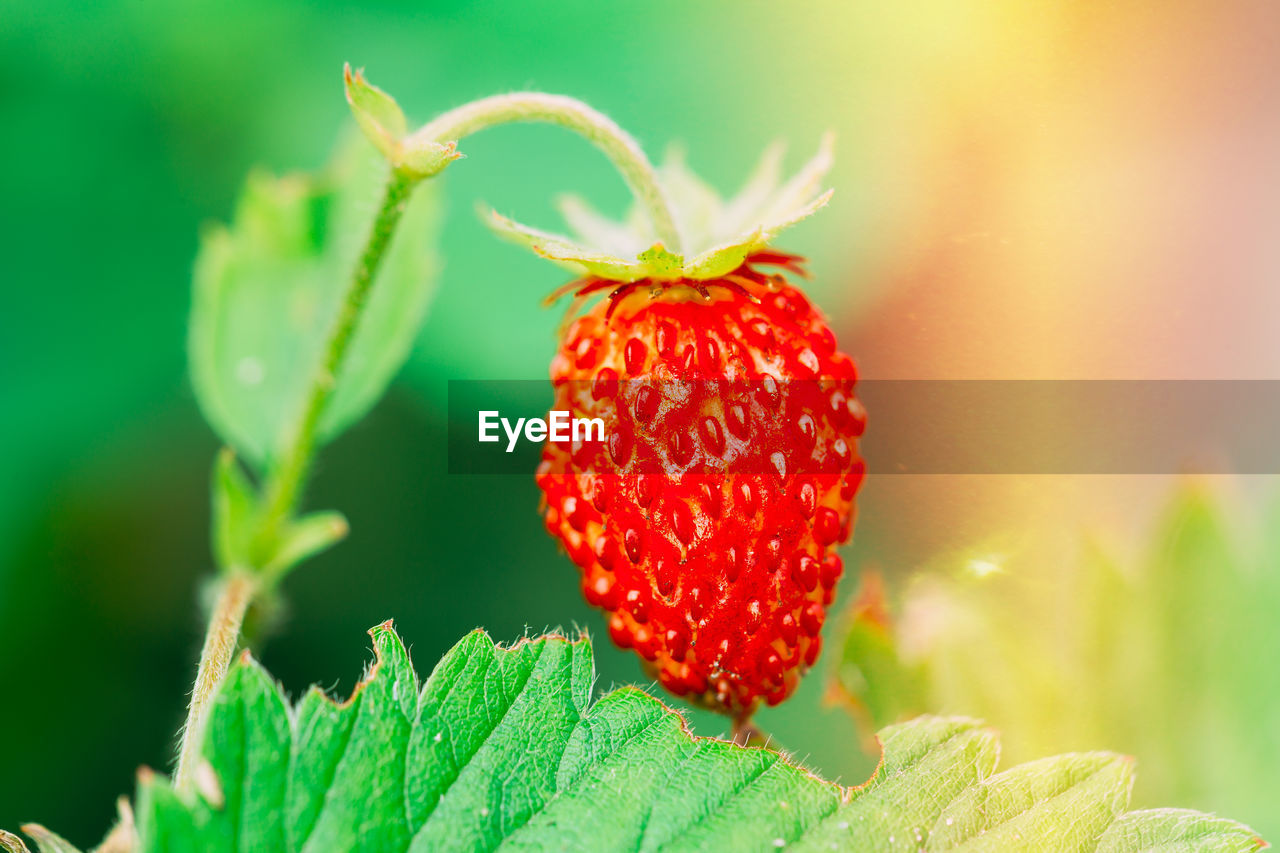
[538,252,864,720]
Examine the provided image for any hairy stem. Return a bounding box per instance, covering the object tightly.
[410,93,683,253]
[252,170,415,559]
[177,171,414,780]
[174,571,256,791]
[178,88,681,781]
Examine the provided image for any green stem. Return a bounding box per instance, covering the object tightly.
[251,170,416,561]
[409,93,683,253]
[178,87,681,787]
[175,172,413,784]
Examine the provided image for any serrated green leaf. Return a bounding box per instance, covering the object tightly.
[101,625,1261,852]
[188,133,440,470]
[1096,809,1267,853]
[930,753,1132,851]
[791,717,999,852]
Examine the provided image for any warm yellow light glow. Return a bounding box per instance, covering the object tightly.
[967,557,1004,579]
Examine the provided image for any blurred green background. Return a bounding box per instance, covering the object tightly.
[6,0,1280,846]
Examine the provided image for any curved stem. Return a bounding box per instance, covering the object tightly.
[177,88,681,787]
[409,93,683,253]
[174,570,256,791]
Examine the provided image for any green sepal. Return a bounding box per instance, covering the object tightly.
[211,448,258,571]
[485,134,835,283]
[343,64,461,179]
[342,63,407,155]
[636,243,684,279]
[262,510,349,580]
[211,449,346,579]
[482,207,654,281]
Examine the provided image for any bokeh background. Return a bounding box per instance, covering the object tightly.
[4,0,1280,845]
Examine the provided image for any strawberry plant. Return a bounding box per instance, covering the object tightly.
[0,68,1266,852]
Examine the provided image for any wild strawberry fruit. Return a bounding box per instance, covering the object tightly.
[495,138,864,722]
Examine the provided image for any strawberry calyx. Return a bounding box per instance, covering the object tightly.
[546,250,811,323]
[484,136,834,284]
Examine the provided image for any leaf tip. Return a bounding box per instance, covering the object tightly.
[19,827,83,853]
[16,819,87,850]
[343,64,415,173]
[194,760,225,810]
